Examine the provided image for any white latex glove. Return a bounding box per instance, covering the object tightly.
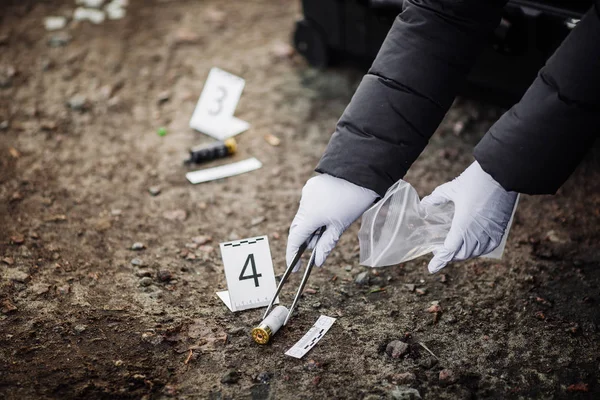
[287,174,378,271]
[421,161,518,274]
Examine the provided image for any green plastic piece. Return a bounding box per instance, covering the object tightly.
[157,127,167,137]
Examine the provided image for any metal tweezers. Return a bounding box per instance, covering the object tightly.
[263,226,326,326]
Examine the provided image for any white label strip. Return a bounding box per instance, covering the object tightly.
[186,157,262,184]
[285,315,336,359]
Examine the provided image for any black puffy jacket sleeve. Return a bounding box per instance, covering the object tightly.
[316,0,507,197]
[474,1,600,194]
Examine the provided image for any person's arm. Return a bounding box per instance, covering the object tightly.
[316,0,507,197]
[474,1,600,194]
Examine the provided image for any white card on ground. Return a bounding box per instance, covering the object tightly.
[285,315,336,359]
[190,67,249,140]
[219,236,278,312]
[216,291,233,311]
[186,157,262,184]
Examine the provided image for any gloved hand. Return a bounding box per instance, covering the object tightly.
[421,161,518,274]
[287,174,378,271]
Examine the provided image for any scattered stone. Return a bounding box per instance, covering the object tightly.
[303,288,317,295]
[191,235,212,245]
[2,257,14,266]
[6,270,29,283]
[418,357,438,370]
[415,288,427,296]
[545,230,566,243]
[131,258,147,267]
[390,386,421,400]
[221,370,240,384]
[186,242,199,249]
[135,270,152,278]
[535,311,546,320]
[0,120,8,130]
[56,284,70,295]
[139,277,153,287]
[105,1,126,20]
[427,303,442,313]
[305,359,321,370]
[345,265,352,272]
[311,302,321,309]
[8,147,20,159]
[157,90,170,104]
[173,29,201,45]
[264,133,281,146]
[148,186,161,196]
[31,283,50,295]
[111,208,122,216]
[114,359,124,366]
[19,246,32,258]
[439,369,457,384]
[48,32,72,47]
[131,242,145,251]
[185,253,196,260]
[67,94,88,111]
[141,331,163,345]
[205,7,226,26]
[386,340,409,359]
[10,234,24,245]
[251,216,266,226]
[355,271,370,285]
[74,7,106,24]
[1,299,17,314]
[0,65,16,88]
[392,372,416,385]
[272,232,280,240]
[256,371,273,384]
[44,16,68,31]
[312,376,321,386]
[444,314,457,324]
[77,0,105,7]
[404,284,416,292]
[440,274,447,283]
[271,41,295,59]
[157,270,172,282]
[227,326,246,336]
[198,245,214,254]
[74,324,87,334]
[163,209,187,221]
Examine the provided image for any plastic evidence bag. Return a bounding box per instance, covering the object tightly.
[358,179,518,268]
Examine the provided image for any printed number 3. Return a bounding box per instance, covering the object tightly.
[209,86,227,116]
[239,254,262,287]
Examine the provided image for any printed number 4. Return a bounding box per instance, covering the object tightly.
[209,86,227,116]
[239,253,262,287]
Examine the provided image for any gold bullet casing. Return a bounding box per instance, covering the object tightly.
[251,306,289,344]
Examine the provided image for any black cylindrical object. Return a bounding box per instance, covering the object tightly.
[184,138,237,164]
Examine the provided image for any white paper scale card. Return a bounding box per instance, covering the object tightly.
[190,67,250,140]
[218,236,279,312]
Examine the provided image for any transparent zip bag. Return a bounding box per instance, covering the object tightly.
[358,180,517,268]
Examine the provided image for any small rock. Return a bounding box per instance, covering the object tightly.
[426,304,442,313]
[0,65,16,88]
[311,302,321,309]
[198,245,214,254]
[135,270,152,278]
[67,94,88,111]
[390,386,421,400]
[157,90,170,104]
[111,208,122,216]
[303,288,318,295]
[439,369,457,384]
[271,41,295,59]
[221,370,240,384]
[191,235,212,245]
[31,283,50,295]
[131,242,145,251]
[77,0,105,7]
[74,324,87,334]
[0,120,8,130]
[1,299,17,314]
[306,359,321,370]
[141,331,163,345]
[418,357,438,370]
[114,359,124,366]
[173,29,201,45]
[545,230,566,243]
[10,234,24,245]
[2,257,14,265]
[355,271,370,285]
[157,270,172,282]
[44,16,67,31]
[392,372,416,385]
[415,288,427,296]
[105,2,126,20]
[131,258,147,267]
[139,277,153,287]
[250,216,266,226]
[256,371,272,384]
[345,265,352,272]
[163,209,187,221]
[48,32,72,47]
[404,284,415,292]
[566,382,589,392]
[386,340,409,359]
[444,314,457,324]
[272,232,280,240]
[6,270,29,283]
[148,186,161,196]
[73,7,106,24]
[263,133,281,146]
[227,326,246,336]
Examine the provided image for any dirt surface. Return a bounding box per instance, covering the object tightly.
[1,1,599,399]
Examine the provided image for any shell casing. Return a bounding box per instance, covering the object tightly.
[185,138,237,164]
[251,305,289,344]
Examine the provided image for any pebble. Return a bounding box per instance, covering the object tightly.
[157,270,172,282]
[2,257,14,265]
[77,0,105,7]
[73,7,106,24]
[251,216,266,226]
[263,133,281,146]
[141,331,163,345]
[48,32,72,47]
[135,270,152,278]
[345,265,352,272]
[6,270,29,283]
[0,120,8,130]
[390,386,421,400]
[157,90,170,104]
[392,372,416,385]
[1,299,17,314]
[256,371,272,384]
[114,359,124,366]
[191,235,212,245]
[131,258,147,267]
[355,271,370,285]
[67,94,88,111]
[131,242,145,251]
[139,277,153,287]
[227,326,246,336]
[74,324,87,334]
[163,209,187,221]
[148,186,161,196]
[415,288,427,296]
[426,304,442,313]
[439,369,457,384]
[10,234,24,245]
[386,340,409,359]
[44,16,67,31]
[220,370,240,384]
[404,284,416,292]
